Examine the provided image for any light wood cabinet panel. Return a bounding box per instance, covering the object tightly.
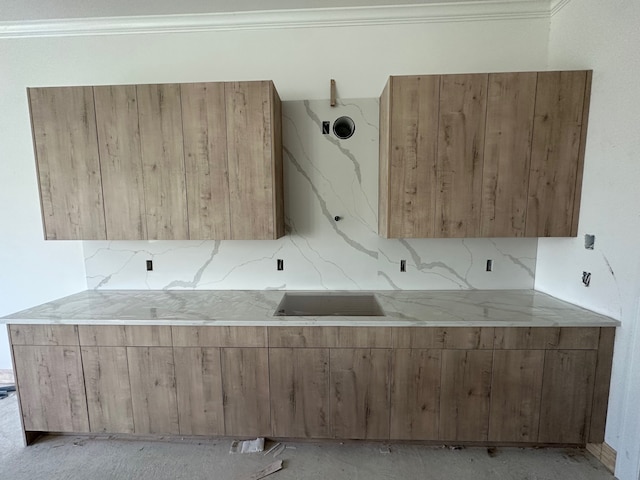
[94,85,147,240]
[174,347,224,436]
[481,72,537,237]
[28,87,106,240]
[268,327,391,348]
[225,81,283,240]
[81,346,134,433]
[180,82,231,240]
[489,350,544,442]
[393,327,494,349]
[78,325,127,346]
[9,324,78,346]
[127,347,179,434]
[494,327,600,350]
[13,345,89,432]
[221,348,270,436]
[589,328,615,443]
[137,84,188,240]
[330,348,391,439]
[538,350,597,444]
[78,325,171,347]
[390,349,440,440]
[440,350,492,441]
[526,71,589,237]
[435,74,487,237]
[172,326,267,348]
[380,75,440,238]
[270,348,330,438]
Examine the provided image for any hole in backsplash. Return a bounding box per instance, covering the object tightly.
[277,259,284,271]
[486,259,493,272]
[585,234,595,250]
[146,260,153,271]
[333,116,355,139]
[400,260,406,272]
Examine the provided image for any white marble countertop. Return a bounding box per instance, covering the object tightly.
[1,290,619,327]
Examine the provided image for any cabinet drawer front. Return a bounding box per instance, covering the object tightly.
[173,326,267,347]
[269,327,392,348]
[10,324,78,346]
[393,327,494,349]
[494,327,600,350]
[78,325,171,346]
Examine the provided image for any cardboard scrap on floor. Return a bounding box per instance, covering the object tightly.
[230,438,265,454]
[238,460,283,480]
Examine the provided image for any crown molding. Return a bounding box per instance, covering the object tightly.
[0,1,555,39]
[550,0,572,16]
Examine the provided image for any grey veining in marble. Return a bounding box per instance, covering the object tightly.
[1,290,619,327]
[82,99,538,292]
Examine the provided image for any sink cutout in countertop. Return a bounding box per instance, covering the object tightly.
[274,292,385,316]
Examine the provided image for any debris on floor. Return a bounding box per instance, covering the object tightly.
[271,444,286,457]
[238,460,283,480]
[230,438,265,454]
[379,445,391,454]
[263,442,281,456]
[487,447,498,458]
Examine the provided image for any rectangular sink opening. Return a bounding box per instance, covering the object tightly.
[274,293,385,317]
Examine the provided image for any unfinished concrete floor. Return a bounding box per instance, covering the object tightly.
[0,394,616,480]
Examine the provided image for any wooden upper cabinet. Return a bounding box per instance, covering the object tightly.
[94,85,147,240]
[28,80,284,240]
[181,82,232,240]
[225,81,284,239]
[137,84,189,240]
[28,87,106,240]
[435,74,487,237]
[526,71,591,237]
[481,72,537,237]
[379,70,591,238]
[379,75,439,238]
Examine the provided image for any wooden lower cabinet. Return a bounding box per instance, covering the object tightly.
[269,348,330,438]
[174,347,225,436]
[12,345,89,432]
[127,347,179,435]
[221,348,270,437]
[440,349,493,442]
[81,346,134,433]
[390,349,441,440]
[538,350,597,444]
[330,348,391,439]
[489,350,544,442]
[9,325,615,446]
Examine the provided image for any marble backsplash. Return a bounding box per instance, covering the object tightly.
[83,99,537,291]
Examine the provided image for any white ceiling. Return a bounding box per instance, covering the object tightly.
[1,0,547,22]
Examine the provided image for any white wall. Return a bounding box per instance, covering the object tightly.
[0,18,548,369]
[539,2,640,479]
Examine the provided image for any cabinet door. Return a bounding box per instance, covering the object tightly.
[440,350,492,441]
[13,345,89,432]
[481,72,537,237]
[330,348,391,439]
[174,347,224,436]
[538,350,597,443]
[137,84,189,240]
[435,74,487,237]
[526,71,590,237]
[380,75,440,238]
[221,348,270,436]
[270,348,330,438]
[127,347,179,434]
[81,346,134,433]
[181,83,231,240]
[226,81,282,240]
[489,350,544,442]
[94,85,147,240]
[28,87,105,240]
[390,349,440,440]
